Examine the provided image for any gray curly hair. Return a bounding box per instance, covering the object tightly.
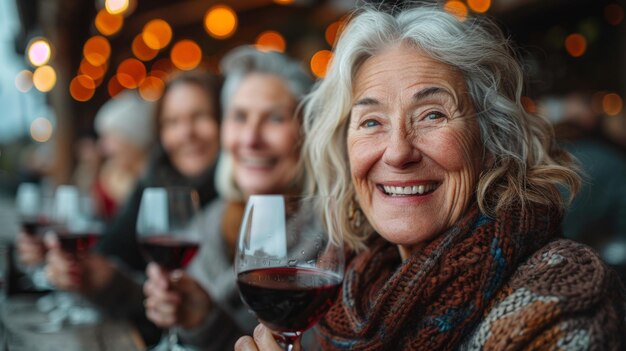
[303,3,581,250]
[215,46,313,201]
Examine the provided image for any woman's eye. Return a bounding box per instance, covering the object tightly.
[233,111,246,122]
[161,116,177,127]
[269,114,286,123]
[424,111,446,121]
[361,119,380,128]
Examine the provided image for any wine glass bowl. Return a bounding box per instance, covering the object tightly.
[235,195,344,349]
[136,187,201,351]
[16,183,53,237]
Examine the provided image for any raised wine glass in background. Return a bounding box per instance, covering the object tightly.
[235,195,344,351]
[15,183,55,310]
[39,185,103,332]
[16,183,51,236]
[137,187,201,351]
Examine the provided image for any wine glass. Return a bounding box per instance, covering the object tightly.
[39,185,103,331]
[235,195,344,351]
[16,183,51,236]
[137,187,201,351]
[15,183,55,311]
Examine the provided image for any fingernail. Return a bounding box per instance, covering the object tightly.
[253,324,265,339]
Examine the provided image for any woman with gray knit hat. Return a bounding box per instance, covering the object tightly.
[93,89,155,217]
[142,46,313,350]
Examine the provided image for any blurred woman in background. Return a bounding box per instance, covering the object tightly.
[143,46,313,350]
[44,70,222,344]
[92,90,155,219]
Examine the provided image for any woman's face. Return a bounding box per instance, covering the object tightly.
[222,73,300,197]
[347,44,482,256]
[160,83,220,178]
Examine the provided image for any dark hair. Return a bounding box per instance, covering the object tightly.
[153,70,223,139]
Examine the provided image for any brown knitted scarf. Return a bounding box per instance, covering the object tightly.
[317,203,565,350]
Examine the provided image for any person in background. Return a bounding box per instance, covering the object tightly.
[92,91,155,219]
[44,70,222,345]
[236,4,626,351]
[142,47,313,350]
[15,91,154,269]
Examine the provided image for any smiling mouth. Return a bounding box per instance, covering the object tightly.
[379,183,440,196]
[240,157,277,168]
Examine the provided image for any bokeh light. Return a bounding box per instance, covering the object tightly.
[79,59,107,82]
[310,50,333,78]
[605,4,624,26]
[108,75,125,97]
[139,76,165,101]
[564,33,587,57]
[27,39,51,67]
[83,36,111,66]
[603,93,623,116]
[30,117,53,143]
[15,70,34,93]
[33,65,57,92]
[204,5,237,39]
[132,34,158,61]
[468,0,491,13]
[95,9,123,36]
[325,20,344,47]
[255,31,286,52]
[273,0,294,4]
[117,58,146,89]
[70,75,96,102]
[444,1,468,21]
[171,40,202,71]
[142,19,173,50]
[105,0,129,15]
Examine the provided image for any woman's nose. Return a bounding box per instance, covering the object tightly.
[382,128,422,169]
[240,121,263,148]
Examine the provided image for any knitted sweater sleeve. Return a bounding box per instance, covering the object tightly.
[461,239,626,351]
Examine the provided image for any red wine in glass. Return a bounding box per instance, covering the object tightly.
[237,267,341,337]
[21,216,51,236]
[139,236,200,271]
[57,231,100,255]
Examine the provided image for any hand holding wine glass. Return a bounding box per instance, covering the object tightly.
[235,195,344,351]
[137,187,202,351]
[143,263,212,329]
[15,183,51,266]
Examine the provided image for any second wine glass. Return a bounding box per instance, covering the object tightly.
[235,195,344,351]
[137,187,201,351]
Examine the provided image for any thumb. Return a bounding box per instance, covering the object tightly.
[44,231,59,250]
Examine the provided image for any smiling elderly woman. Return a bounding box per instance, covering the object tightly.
[235,4,626,351]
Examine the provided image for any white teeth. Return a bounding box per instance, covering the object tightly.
[382,183,438,196]
[417,185,425,194]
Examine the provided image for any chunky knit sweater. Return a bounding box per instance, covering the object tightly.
[316,204,626,350]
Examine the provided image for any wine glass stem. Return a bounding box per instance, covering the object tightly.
[167,327,179,346]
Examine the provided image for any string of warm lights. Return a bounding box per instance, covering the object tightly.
[12,0,625,145]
